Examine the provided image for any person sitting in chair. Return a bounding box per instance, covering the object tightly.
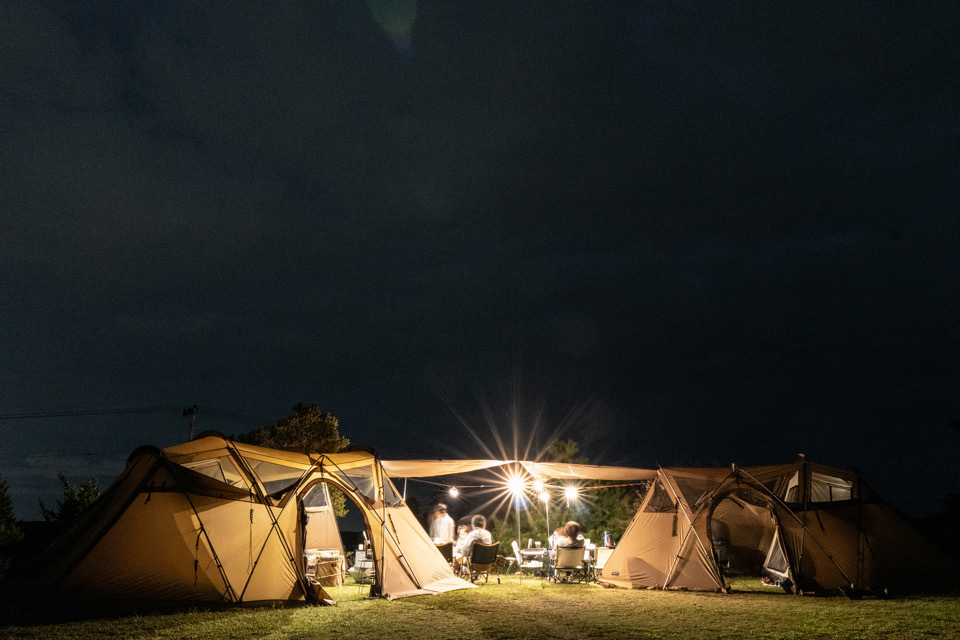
[552,521,586,583]
[454,514,492,576]
[556,521,585,549]
[452,524,469,567]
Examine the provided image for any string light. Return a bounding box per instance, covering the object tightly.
[564,486,579,502]
[448,487,459,498]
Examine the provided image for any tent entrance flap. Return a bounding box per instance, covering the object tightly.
[763,528,791,582]
[708,491,780,578]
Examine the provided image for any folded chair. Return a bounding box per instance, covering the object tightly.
[466,541,501,584]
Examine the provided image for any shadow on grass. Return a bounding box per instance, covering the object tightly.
[0,575,383,627]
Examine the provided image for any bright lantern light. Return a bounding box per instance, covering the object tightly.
[564,486,579,501]
[539,490,549,503]
[448,487,459,498]
[532,479,544,493]
[507,474,527,496]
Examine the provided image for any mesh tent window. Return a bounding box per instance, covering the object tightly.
[245,459,306,495]
[182,456,250,489]
[332,464,404,507]
[809,471,855,502]
[643,482,675,513]
[673,476,720,509]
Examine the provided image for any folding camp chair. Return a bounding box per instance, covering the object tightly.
[503,541,520,575]
[436,541,454,565]
[466,541,501,584]
[510,541,523,576]
[594,547,614,581]
[552,546,588,583]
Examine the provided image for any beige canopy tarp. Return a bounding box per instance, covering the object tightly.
[381,459,657,482]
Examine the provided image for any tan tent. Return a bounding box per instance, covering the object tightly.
[599,460,957,595]
[43,434,473,606]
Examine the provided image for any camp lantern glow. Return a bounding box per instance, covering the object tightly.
[506,472,527,497]
[564,486,579,502]
[448,487,459,498]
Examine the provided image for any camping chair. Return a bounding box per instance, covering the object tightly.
[552,546,588,583]
[466,541,501,584]
[594,547,614,581]
[510,541,523,577]
[436,541,454,565]
[502,541,520,575]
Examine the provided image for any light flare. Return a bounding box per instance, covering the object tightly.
[506,472,527,497]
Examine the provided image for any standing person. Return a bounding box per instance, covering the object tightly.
[429,503,455,544]
[454,514,493,575]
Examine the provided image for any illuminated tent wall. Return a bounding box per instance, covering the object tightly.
[599,461,957,595]
[43,434,472,606]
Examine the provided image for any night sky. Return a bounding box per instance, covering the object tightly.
[3,1,959,520]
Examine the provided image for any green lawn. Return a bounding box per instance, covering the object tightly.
[2,575,958,640]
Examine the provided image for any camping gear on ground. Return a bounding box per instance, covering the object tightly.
[305,548,345,587]
[348,543,374,584]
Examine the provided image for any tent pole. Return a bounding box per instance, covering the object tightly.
[513,462,522,546]
[545,497,550,547]
[516,496,522,546]
[380,465,387,596]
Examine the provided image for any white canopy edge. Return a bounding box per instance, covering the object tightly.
[380,459,513,478]
[380,459,657,482]
[520,461,657,482]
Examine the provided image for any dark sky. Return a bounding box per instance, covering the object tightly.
[3,1,959,520]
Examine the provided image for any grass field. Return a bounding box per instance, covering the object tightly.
[2,575,958,640]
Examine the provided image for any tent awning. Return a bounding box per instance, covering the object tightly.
[519,461,657,482]
[380,459,657,482]
[379,459,514,478]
